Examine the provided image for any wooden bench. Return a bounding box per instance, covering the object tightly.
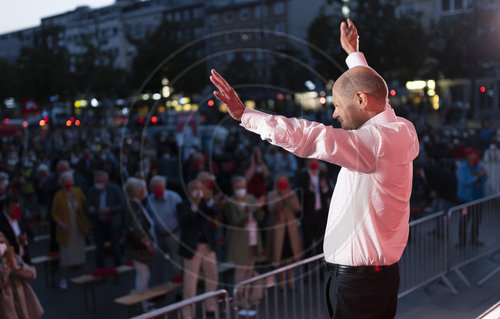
[115,281,183,315]
[71,264,135,313]
[114,261,236,315]
[32,245,97,288]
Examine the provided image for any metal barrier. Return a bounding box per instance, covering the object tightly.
[232,254,327,319]
[398,210,458,297]
[130,289,230,319]
[446,193,500,286]
[135,194,500,319]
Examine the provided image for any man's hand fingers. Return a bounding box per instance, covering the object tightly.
[210,69,232,92]
[213,91,229,104]
[340,21,347,37]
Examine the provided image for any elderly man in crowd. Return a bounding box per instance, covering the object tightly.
[86,170,125,268]
[147,175,183,283]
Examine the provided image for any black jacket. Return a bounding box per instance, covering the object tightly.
[0,211,31,263]
[86,182,125,228]
[295,168,333,215]
[177,199,219,260]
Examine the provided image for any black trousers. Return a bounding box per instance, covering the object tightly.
[325,262,399,319]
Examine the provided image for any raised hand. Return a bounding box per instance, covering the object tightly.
[340,18,359,55]
[210,69,246,121]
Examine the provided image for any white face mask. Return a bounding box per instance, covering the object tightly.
[94,183,105,191]
[0,243,7,256]
[191,189,204,199]
[235,188,246,198]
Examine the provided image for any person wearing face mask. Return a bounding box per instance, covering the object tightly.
[51,171,89,290]
[0,232,44,319]
[0,196,31,264]
[267,173,303,290]
[177,180,219,319]
[225,176,265,309]
[124,177,156,311]
[295,158,333,259]
[146,175,183,284]
[86,170,125,268]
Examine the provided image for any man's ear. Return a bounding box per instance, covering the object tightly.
[355,92,369,109]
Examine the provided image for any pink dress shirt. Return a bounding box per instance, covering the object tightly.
[240,52,419,266]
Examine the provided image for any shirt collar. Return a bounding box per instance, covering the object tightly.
[360,107,397,129]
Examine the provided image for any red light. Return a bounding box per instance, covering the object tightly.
[151,116,158,124]
[480,86,486,93]
[66,120,72,127]
[277,93,285,100]
[75,120,81,126]
[121,116,126,122]
[39,120,46,127]
[22,121,28,127]
[4,118,10,124]
[201,115,207,121]
[390,89,396,96]
[138,117,145,123]
[208,100,215,107]
[43,116,49,121]
[70,117,75,122]
[319,97,326,105]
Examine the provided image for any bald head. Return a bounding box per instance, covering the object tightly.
[335,66,388,110]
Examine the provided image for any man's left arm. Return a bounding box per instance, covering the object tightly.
[240,108,380,173]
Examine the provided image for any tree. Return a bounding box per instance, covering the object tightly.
[130,20,207,95]
[0,58,21,102]
[307,0,430,83]
[16,26,74,103]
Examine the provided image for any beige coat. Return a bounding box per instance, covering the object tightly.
[51,187,89,245]
[267,190,303,265]
[225,194,264,266]
[0,255,44,319]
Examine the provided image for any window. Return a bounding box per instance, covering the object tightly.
[193,7,203,19]
[274,22,286,32]
[239,8,250,21]
[441,0,451,11]
[243,52,252,61]
[455,0,463,10]
[224,12,234,23]
[194,28,204,37]
[226,52,234,62]
[175,11,181,22]
[274,2,285,15]
[167,13,173,21]
[255,5,267,18]
[210,14,219,26]
[184,9,190,20]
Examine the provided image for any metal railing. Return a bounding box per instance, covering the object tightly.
[398,210,458,297]
[446,193,500,286]
[232,254,327,319]
[130,289,230,319]
[135,194,500,318]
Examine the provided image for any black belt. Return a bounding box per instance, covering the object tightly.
[322,259,397,275]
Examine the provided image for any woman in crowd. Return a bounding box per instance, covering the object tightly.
[51,171,89,290]
[267,173,303,289]
[225,176,265,308]
[0,231,44,319]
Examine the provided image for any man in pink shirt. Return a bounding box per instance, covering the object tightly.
[210,19,419,319]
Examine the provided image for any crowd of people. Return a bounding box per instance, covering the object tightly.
[0,109,499,317]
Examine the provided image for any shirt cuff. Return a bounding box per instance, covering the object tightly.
[240,108,267,133]
[346,52,368,69]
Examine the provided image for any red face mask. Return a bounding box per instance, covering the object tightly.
[64,182,73,190]
[154,188,163,197]
[208,181,216,189]
[11,207,21,220]
[309,162,319,170]
[278,181,288,190]
[84,152,90,159]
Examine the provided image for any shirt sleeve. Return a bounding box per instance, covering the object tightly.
[346,52,369,68]
[240,108,380,173]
